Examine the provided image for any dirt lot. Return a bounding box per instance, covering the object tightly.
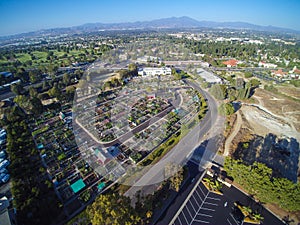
[277,85,300,100]
[250,88,300,135]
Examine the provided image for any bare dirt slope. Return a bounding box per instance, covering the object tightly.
[224,87,300,224]
[243,88,300,140]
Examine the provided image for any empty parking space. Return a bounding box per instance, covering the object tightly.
[172,181,222,225]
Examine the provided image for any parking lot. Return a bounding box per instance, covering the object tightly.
[170,175,285,225]
[172,181,228,225]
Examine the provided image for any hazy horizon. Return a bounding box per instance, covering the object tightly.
[0,0,299,36]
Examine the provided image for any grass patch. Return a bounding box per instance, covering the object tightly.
[32,51,48,60]
[15,53,31,62]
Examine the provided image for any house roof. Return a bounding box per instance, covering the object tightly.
[222,59,238,66]
[273,69,287,76]
[294,69,300,74]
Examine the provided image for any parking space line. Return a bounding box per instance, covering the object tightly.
[204,202,218,206]
[194,188,203,202]
[177,216,183,225]
[198,184,207,196]
[186,204,194,219]
[189,198,197,213]
[207,196,221,201]
[230,213,240,225]
[188,192,210,225]
[194,219,209,224]
[201,207,216,211]
[191,195,201,208]
[227,218,233,225]
[182,209,190,225]
[198,213,213,217]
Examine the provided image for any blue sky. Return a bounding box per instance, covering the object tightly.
[0,0,299,36]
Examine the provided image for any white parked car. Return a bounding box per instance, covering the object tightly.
[0,159,9,170]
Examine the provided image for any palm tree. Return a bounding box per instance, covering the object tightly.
[203,178,214,190]
[242,206,252,217]
[212,180,223,192]
[252,212,264,223]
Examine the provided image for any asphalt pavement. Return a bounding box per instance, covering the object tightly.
[166,174,285,225]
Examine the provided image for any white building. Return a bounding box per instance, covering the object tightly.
[138,67,172,76]
[197,68,222,84]
[258,61,277,69]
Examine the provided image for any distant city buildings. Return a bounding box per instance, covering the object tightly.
[138,67,172,76]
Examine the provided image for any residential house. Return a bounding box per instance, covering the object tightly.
[222,59,238,67]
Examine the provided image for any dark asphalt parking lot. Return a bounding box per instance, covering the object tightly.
[170,175,285,225]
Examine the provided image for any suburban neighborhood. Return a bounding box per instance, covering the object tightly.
[0,1,300,225]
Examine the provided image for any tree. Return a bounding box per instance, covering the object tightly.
[29,70,42,83]
[244,72,253,78]
[224,157,300,212]
[14,95,31,112]
[63,73,70,86]
[48,86,61,98]
[87,193,141,225]
[249,78,261,87]
[218,102,235,116]
[11,83,24,95]
[30,97,43,115]
[128,63,137,72]
[29,87,38,98]
[165,163,184,192]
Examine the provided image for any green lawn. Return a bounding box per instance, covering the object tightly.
[52,50,67,58]
[15,53,31,62]
[32,51,48,60]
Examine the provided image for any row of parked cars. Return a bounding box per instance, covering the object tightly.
[0,128,10,184]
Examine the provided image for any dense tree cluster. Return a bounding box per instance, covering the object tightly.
[224,157,300,212]
[87,193,141,225]
[2,107,60,225]
[218,102,235,116]
[165,163,184,192]
[210,78,260,102]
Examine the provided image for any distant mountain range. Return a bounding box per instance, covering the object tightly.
[77,16,298,33]
[1,16,299,39]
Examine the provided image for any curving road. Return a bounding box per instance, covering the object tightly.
[124,79,223,198]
